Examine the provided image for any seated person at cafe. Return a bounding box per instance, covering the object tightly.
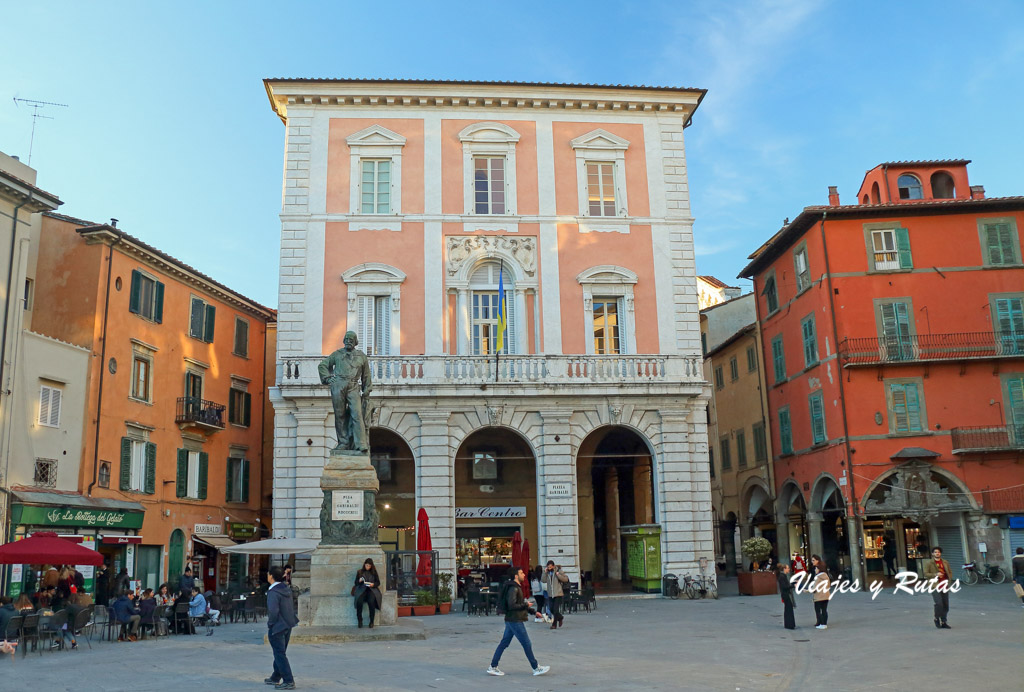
[189,587,208,620]
[0,596,16,636]
[204,590,222,624]
[111,589,142,642]
[33,585,56,609]
[138,589,158,633]
[12,594,33,613]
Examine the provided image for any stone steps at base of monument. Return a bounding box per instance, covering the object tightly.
[595,592,662,600]
[272,622,426,645]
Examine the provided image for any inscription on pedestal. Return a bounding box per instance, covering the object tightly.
[332,491,364,520]
[320,490,378,545]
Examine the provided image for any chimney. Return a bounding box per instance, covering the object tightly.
[970,185,985,200]
[828,186,840,206]
[11,156,19,161]
[110,218,118,228]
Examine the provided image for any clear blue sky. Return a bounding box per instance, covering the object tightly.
[5,1,1023,306]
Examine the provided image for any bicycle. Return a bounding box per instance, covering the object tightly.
[960,561,1005,585]
[682,573,718,600]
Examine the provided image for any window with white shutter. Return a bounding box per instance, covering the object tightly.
[38,384,62,427]
[357,295,391,356]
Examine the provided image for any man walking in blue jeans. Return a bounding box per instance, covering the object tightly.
[265,566,299,689]
[487,567,550,677]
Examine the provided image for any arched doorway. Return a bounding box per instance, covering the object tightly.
[780,482,808,563]
[168,529,185,583]
[370,427,416,551]
[576,426,655,587]
[453,427,537,583]
[811,476,846,575]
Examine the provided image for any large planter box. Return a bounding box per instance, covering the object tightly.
[437,602,452,614]
[411,605,435,616]
[738,571,778,596]
[397,606,413,617]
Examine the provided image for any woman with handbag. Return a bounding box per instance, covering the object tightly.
[352,558,382,628]
[809,555,832,630]
[776,563,797,630]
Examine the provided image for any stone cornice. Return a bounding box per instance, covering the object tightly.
[264,80,705,124]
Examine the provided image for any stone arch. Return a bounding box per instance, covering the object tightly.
[779,480,806,513]
[861,463,979,512]
[741,477,772,522]
[446,239,538,289]
[810,472,844,513]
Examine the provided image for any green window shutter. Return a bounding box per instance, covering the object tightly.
[802,317,817,366]
[120,437,132,490]
[189,298,204,338]
[905,383,923,431]
[198,451,208,500]
[779,409,792,455]
[984,226,1003,264]
[890,383,909,432]
[998,225,1018,264]
[809,393,826,443]
[895,227,913,268]
[243,392,252,427]
[1008,376,1024,439]
[228,391,237,425]
[144,442,157,494]
[225,458,234,502]
[153,282,165,324]
[129,271,142,315]
[204,304,216,342]
[772,336,786,382]
[176,449,188,498]
[242,459,250,503]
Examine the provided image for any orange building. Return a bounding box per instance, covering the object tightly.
[740,160,1024,582]
[20,212,276,592]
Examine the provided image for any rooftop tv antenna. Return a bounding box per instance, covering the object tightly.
[12,97,69,165]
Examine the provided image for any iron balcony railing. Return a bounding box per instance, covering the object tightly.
[950,425,1024,453]
[839,331,1024,366]
[175,396,226,429]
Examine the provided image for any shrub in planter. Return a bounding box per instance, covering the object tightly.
[397,605,413,617]
[437,573,454,614]
[412,589,436,616]
[741,536,772,570]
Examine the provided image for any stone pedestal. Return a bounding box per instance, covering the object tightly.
[300,451,397,629]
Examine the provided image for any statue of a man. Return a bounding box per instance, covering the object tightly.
[318,331,373,454]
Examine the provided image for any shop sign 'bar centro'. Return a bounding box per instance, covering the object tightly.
[17,505,144,529]
[455,506,527,519]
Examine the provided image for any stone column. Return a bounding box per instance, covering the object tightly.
[456,289,470,356]
[847,515,865,585]
[658,408,713,578]
[416,412,455,580]
[514,288,528,354]
[807,511,824,559]
[775,514,791,566]
[536,409,580,579]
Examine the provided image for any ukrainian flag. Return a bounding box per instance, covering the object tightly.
[495,262,507,353]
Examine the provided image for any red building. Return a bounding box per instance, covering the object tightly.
[740,160,1024,582]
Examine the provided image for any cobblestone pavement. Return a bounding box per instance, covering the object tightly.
[3,581,1020,691]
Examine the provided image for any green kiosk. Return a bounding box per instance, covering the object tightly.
[621,524,661,593]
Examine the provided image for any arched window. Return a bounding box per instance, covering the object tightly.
[862,194,869,204]
[897,174,923,200]
[469,261,516,355]
[930,171,955,199]
[870,182,881,204]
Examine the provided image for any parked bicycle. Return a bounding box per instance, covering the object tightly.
[682,573,718,600]
[959,561,1005,585]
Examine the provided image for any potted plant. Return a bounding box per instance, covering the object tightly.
[412,589,436,616]
[397,603,413,617]
[737,537,778,596]
[436,573,454,614]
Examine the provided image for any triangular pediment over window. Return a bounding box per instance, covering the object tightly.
[346,124,407,147]
[570,129,630,152]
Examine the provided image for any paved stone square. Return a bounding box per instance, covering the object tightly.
[4,581,1020,691]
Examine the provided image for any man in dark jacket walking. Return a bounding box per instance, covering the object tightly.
[265,566,299,689]
[487,567,550,677]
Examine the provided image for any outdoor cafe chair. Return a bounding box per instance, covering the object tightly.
[172,602,191,634]
[90,605,109,642]
[4,614,23,652]
[242,594,257,623]
[19,613,39,656]
[70,606,94,649]
[38,609,69,653]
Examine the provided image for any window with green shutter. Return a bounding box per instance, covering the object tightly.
[869,228,912,271]
[809,392,826,444]
[720,437,731,470]
[888,381,924,433]
[198,452,208,500]
[120,437,132,491]
[189,297,216,343]
[128,269,164,322]
[763,272,779,313]
[1006,375,1024,442]
[144,442,157,494]
[736,429,747,468]
[993,296,1024,355]
[981,222,1020,266]
[229,388,252,427]
[801,315,818,367]
[778,407,792,455]
[746,345,758,373]
[176,449,188,498]
[794,245,811,292]
[729,356,739,381]
[233,317,249,357]
[771,335,786,383]
[714,366,725,390]
[878,301,913,361]
[753,422,767,463]
[227,457,250,503]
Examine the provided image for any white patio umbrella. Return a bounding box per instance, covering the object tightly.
[220,537,319,555]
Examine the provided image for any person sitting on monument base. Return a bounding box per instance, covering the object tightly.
[353,558,382,628]
[318,331,373,454]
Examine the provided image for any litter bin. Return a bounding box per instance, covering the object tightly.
[662,573,679,598]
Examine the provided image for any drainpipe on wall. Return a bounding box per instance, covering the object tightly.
[881,164,893,203]
[87,230,122,496]
[818,211,865,586]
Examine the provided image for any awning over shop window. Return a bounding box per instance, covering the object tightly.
[11,489,144,530]
[101,535,143,545]
[193,534,237,550]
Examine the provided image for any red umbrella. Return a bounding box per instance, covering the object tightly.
[0,532,103,565]
[511,531,522,570]
[415,508,432,586]
[520,538,532,597]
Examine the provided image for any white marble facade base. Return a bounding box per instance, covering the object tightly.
[302,544,397,627]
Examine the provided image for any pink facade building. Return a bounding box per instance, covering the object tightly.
[265,79,711,591]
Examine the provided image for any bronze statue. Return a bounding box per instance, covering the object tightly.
[318,331,372,454]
